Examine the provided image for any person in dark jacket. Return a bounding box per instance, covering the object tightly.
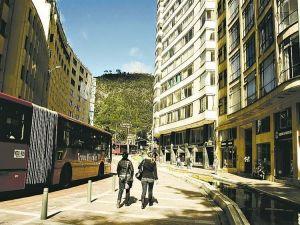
[138,152,158,209]
[116,152,134,208]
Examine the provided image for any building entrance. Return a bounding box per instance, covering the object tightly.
[275,138,293,178]
[244,128,253,174]
[206,147,214,167]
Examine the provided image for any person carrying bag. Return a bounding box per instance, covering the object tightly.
[138,152,158,209]
[116,152,134,208]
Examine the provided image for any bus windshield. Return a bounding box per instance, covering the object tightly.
[0,100,31,144]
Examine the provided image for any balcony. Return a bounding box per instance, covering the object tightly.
[279,63,300,84]
[278,9,298,34]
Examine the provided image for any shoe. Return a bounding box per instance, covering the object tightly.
[149,201,153,206]
[116,200,121,208]
[141,204,145,209]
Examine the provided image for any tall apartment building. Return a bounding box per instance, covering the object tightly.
[216,0,300,183]
[47,1,94,124]
[153,0,217,168]
[0,0,51,106]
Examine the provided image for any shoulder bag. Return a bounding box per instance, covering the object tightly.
[135,159,145,181]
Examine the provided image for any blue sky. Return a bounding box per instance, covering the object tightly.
[57,0,156,76]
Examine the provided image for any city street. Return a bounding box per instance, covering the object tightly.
[0,158,226,225]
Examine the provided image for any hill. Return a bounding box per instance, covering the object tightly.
[94,73,154,142]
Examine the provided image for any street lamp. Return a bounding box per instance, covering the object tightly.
[48,65,62,74]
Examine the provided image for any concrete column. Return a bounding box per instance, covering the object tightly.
[170,144,175,164]
[238,127,246,173]
[270,113,276,180]
[291,103,300,180]
[252,122,257,173]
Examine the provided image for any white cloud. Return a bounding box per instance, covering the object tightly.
[129,47,142,57]
[81,31,88,40]
[122,61,153,74]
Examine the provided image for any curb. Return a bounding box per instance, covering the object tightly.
[160,168,250,225]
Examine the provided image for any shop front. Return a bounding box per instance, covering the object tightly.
[221,140,236,169]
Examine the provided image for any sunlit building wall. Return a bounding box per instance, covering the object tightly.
[216,0,300,182]
[0,0,50,106]
[153,0,218,167]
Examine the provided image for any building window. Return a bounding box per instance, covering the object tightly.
[72,68,76,76]
[244,36,256,70]
[218,20,226,39]
[184,104,193,118]
[190,127,204,144]
[80,66,84,74]
[278,0,298,33]
[175,131,186,145]
[173,90,181,104]
[244,71,256,106]
[229,85,241,113]
[73,58,77,66]
[218,70,227,89]
[20,66,25,80]
[200,71,215,90]
[243,0,254,36]
[218,44,227,63]
[276,108,292,129]
[219,97,227,115]
[260,53,276,96]
[257,143,271,174]
[183,84,193,99]
[229,52,241,82]
[200,95,214,113]
[24,36,29,51]
[228,0,239,22]
[184,28,194,44]
[258,0,270,14]
[279,34,300,83]
[259,12,274,54]
[71,78,75,86]
[229,21,239,52]
[256,116,270,134]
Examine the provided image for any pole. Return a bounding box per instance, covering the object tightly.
[40,188,48,220]
[112,175,116,192]
[87,180,92,203]
[127,126,129,153]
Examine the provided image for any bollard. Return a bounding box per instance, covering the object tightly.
[40,188,48,220]
[112,175,116,192]
[87,180,92,203]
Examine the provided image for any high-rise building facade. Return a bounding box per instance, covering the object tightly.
[47,1,94,124]
[153,0,217,167]
[0,0,51,106]
[216,0,300,182]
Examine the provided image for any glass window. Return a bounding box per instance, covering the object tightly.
[258,0,270,14]
[244,71,256,105]
[257,143,271,174]
[243,0,254,36]
[259,12,274,54]
[218,70,227,89]
[222,147,236,168]
[278,0,298,32]
[229,21,240,52]
[260,53,276,96]
[229,52,241,82]
[0,100,31,144]
[244,36,256,70]
[219,97,227,115]
[279,34,300,83]
[256,116,270,134]
[229,85,241,113]
[218,44,227,63]
[228,0,239,22]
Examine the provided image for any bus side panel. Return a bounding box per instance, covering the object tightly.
[0,142,29,192]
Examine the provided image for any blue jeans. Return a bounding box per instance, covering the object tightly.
[141,180,154,203]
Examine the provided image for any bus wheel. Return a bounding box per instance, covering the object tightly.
[59,164,72,188]
[98,163,105,178]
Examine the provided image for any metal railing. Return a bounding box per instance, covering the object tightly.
[260,78,276,97]
[278,10,298,33]
[279,63,300,84]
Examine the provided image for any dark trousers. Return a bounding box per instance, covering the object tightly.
[117,178,130,202]
[141,181,154,203]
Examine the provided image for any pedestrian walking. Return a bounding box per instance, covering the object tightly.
[138,152,158,209]
[116,152,134,208]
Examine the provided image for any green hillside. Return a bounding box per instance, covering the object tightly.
[94,73,154,142]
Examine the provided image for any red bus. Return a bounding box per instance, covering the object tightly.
[112,143,137,155]
[0,92,112,192]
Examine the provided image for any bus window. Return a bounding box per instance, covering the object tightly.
[0,101,30,144]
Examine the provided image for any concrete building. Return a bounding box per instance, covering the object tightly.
[216,0,300,183]
[47,1,94,124]
[153,0,217,168]
[0,0,51,106]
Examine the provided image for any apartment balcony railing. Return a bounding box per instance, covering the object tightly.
[229,102,241,114]
[229,68,241,83]
[278,10,298,33]
[245,93,256,106]
[279,63,300,84]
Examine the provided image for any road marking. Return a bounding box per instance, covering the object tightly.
[70,208,216,224]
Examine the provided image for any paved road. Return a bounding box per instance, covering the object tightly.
[0,158,226,225]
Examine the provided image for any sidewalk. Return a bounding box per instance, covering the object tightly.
[160,163,300,206]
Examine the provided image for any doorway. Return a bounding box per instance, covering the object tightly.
[244,128,253,174]
[276,139,293,178]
